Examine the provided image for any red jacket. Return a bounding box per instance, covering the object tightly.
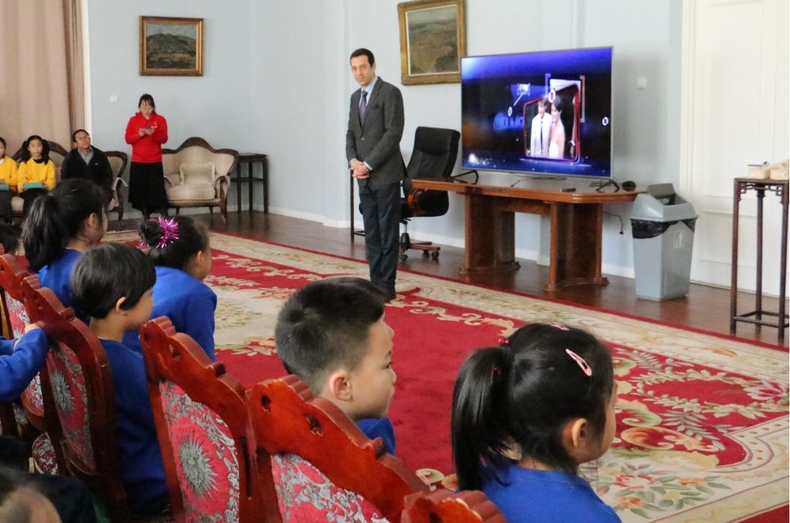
[125,111,168,163]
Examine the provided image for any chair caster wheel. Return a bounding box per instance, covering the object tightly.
[431,251,439,260]
[399,253,408,261]
[422,251,430,258]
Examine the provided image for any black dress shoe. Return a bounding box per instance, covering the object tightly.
[384,288,397,302]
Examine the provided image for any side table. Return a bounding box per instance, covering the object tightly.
[730,178,788,344]
[235,153,268,213]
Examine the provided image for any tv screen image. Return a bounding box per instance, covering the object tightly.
[461,47,613,179]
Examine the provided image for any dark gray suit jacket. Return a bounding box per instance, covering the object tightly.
[346,77,406,187]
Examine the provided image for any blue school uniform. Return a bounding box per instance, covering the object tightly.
[483,464,621,523]
[124,266,216,360]
[99,338,167,512]
[357,416,396,456]
[37,249,89,323]
[0,329,49,402]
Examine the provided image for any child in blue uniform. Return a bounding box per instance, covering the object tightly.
[275,277,398,455]
[451,323,620,523]
[123,216,216,360]
[22,178,107,323]
[70,242,168,515]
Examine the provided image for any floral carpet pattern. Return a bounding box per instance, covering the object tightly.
[109,231,789,522]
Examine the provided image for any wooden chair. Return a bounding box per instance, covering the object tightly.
[140,317,277,523]
[0,254,46,442]
[160,137,239,222]
[403,490,506,523]
[22,275,132,522]
[248,374,429,522]
[106,150,129,222]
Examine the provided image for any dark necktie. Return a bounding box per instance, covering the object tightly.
[359,90,368,122]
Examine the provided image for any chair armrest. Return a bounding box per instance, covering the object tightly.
[214,174,230,191]
[111,177,128,190]
[164,173,180,187]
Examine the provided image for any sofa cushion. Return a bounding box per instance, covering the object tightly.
[179,162,216,185]
[166,183,216,202]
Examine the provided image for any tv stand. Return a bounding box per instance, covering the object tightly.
[412,173,642,291]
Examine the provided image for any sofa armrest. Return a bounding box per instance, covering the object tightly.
[164,173,181,187]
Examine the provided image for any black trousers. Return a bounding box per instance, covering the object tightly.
[358,180,401,291]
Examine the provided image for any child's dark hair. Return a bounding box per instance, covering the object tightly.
[70,243,156,320]
[0,465,36,519]
[451,323,615,491]
[0,224,19,255]
[18,135,50,163]
[22,178,107,272]
[275,277,387,393]
[139,216,210,270]
[0,137,6,149]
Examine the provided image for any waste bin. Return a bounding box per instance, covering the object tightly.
[630,183,697,300]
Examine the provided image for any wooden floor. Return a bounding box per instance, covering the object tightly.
[175,211,786,348]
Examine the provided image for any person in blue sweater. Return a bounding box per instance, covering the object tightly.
[451,323,620,523]
[22,178,107,324]
[123,216,216,360]
[0,327,99,523]
[70,242,168,516]
[275,277,397,455]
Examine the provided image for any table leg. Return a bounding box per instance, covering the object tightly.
[546,202,607,292]
[730,181,741,335]
[460,194,519,274]
[779,185,788,344]
[756,188,765,319]
[236,163,243,213]
[248,161,254,212]
[263,158,269,214]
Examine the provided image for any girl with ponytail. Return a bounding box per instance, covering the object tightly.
[451,323,620,522]
[22,178,107,321]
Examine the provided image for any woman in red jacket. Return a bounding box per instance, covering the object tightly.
[124,93,169,220]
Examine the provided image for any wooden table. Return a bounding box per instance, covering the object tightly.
[412,173,642,292]
[235,153,269,213]
[730,178,788,344]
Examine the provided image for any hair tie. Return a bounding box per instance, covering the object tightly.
[550,322,570,331]
[566,348,592,377]
[156,216,179,249]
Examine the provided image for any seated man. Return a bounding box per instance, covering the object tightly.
[275,277,398,454]
[60,129,114,206]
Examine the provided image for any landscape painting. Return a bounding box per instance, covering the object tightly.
[140,16,204,76]
[398,0,466,85]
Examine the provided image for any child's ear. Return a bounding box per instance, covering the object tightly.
[325,370,352,402]
[114,296,128,315]
[562,417,590,463]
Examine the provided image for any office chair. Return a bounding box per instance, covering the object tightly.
[399,127,460,260]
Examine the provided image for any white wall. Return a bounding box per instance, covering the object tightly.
[86,1,254,159]
[86,0,683,277]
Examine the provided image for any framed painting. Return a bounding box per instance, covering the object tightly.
[397,0,466,85]
[140,16,204,76]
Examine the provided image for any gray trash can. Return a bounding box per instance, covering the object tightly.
[630,183,698,300]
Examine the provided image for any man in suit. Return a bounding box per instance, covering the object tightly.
[346,48,406,301]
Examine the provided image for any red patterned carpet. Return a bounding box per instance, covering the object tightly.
[111,231,789,522]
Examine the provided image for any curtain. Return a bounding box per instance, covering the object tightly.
[0,0,84,154]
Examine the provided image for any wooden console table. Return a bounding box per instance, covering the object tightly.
[412,173,642,292]
[235,153,268,213]
[730,178,788,344]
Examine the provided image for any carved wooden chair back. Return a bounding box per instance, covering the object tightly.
[23,276,131,521]
[403,490,507,523]
[248,375,429,522]
[0,253,44,437]
[140,317,276,523]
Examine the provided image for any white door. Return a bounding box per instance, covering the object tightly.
[680,0,788,296]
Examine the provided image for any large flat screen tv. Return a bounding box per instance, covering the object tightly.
[461,47,613,179]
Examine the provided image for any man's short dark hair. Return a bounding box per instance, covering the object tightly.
[275,277,386,393]
[70,129,89,142]
[70,243,156,320]
[350,48,375,66]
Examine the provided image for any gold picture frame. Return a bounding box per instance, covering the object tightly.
[140,16,204,76]
[397,0,466,85]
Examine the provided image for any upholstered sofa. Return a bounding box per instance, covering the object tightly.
[161,137,239,221]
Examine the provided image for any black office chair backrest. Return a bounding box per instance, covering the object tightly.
[402,127,460,219]
[406,127,460,181]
